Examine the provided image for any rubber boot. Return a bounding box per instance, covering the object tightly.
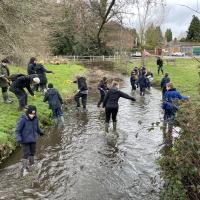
[21,159,29,176]
[113,122,117,132]
[60,116,64,124]
[58,116,64,128]
[53,118,59,126]
[105,123,109,133]
[29,156,34,165]
[2,92,12,104]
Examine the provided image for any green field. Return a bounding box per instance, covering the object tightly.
[0,64,87,161]
[126,57,199,98]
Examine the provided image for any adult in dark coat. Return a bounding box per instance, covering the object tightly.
[0,58,12,103]
[10,75,40,110]
[97,77,108,107]
[43,83,64,125]
[16,105,43,172]
[160,73,170,99]
[35,63,53,92]
[103,81,136,133]
[73,76,88,111]
[157,57,164,75]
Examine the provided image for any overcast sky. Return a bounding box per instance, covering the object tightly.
[163,0,200,38]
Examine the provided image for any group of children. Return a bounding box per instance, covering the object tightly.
[130,66,154,96]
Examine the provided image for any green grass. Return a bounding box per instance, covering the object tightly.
[0,64,87,160]
[126,57,199,98]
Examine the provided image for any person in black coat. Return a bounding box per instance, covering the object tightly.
[160,73,170,99]
[0,58,13,103]
[97,77,108,107]
[138,72,147,96]
[157,57,164,75]
[130,72,137,91]
[10,75,40,110]
[35,63,53,92]
[43,83,64,126]
[73,75,88,112]
[103,81,136,133]
[27,57,37,75]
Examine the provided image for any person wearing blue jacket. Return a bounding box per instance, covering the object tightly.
[162,82,189,133]
[43,83,64,125]
[16,105,43,174]
[138,72,147,96]
[160,73,170,99]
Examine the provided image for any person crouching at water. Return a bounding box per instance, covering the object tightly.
[97,77,108,107]
[73,75,88,112]
[9,75,40,111]
[43,83,64,126]
[103,81,136,133]
[16,105,44,176]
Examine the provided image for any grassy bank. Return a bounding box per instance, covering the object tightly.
[115,57,199,98]
[0,64,87,162]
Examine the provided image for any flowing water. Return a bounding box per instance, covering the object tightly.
[0,75,164,200]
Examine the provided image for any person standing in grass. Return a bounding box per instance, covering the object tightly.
[43,83,64,126]
[157,57,164,75]
[73,75,88,112]
[97,77,108,107]
[0,58,13,104]
[16,105,44,176]
[103,81,136,133]
[160,73,170,99]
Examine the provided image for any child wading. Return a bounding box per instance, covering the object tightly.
[103,81,136,133]
[97,77,108,107]
[162,83,189,134]
[160,73,170,99]
[43,83,64,126]
[16,105,44,176]
[73,75,88,112]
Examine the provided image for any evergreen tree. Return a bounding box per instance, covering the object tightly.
[186,15,200,42]
[165,28,173,42]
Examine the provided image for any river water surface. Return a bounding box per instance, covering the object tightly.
[0,75,164,200]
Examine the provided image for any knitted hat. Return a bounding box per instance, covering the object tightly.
[33,77,40,84]
[26,105,37,114]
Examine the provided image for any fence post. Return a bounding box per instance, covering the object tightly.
[73,56,75,62]
[102,55,105,61]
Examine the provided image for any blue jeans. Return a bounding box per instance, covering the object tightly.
[52,107,63,118]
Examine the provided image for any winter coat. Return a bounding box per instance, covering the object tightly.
[130,75,136,84]
[74,77,88,93]
[164,88,188,103]
[98,80,108,91]
[35,64,52,85]
[157,58,163,66]
[43,88,63,109]
[27,63,36,75]
[160,77,170,89]
[10,75,34,96]
[16,114,43,143]
[138,75,147,88]
[103,86,136,109]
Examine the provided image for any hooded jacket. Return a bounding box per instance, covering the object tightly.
[98,80,108,91]
[74,77,88,92]
[43,88,63,109]
[16,114,42,143]
[138,75,147,88]
[160,77,170,89]
[103,87,136,108]
[164,88,188,103]
[27,63,36,75]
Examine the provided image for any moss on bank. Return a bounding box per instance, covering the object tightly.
[0,64,87,163]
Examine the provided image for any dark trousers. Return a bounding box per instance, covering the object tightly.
[74,92,87,109]
[52,107,63,118]
[105,107,118,123]
[140,86,146,96]
[22,142,36,159]
[162,87,167,99]
[131,82,136,91]
[98,90,106,106]
[1,87,8,93]
[158,65,163,75]
[12,88,27,108]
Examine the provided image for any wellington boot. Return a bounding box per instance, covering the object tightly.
[105,123,109,133]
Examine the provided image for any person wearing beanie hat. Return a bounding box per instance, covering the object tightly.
[9,75,40,111]
[0,58,13,103]
[43,83,64,126]
[16,105,44,176]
